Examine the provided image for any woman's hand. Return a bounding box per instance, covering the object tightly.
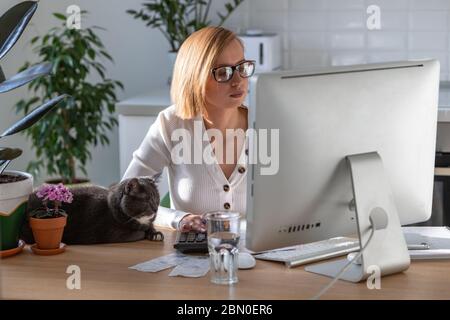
[179,214,207,233]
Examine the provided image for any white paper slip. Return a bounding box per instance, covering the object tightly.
[409,249,450,260]
[168,257,210,278]
[129,252,190,272]
[403,226,450,249]
[129,253,211,278]
[402,226,450,260]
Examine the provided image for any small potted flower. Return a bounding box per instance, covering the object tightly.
[29,183,73,255]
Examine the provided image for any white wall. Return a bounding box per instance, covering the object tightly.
[2,0,449,187]
[245,0,450,80]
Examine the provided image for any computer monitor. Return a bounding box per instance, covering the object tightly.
[245,59,440,253]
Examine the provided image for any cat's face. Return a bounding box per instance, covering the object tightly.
[118,177,160,219]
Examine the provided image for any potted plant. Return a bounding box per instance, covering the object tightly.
[15,10,123,186]
[0,1,68,258]
[28,183,72,255]
[127,0,244,83]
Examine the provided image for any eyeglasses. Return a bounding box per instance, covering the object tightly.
[211,60,256,83]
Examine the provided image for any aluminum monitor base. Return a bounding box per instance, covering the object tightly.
[305,152,411,282]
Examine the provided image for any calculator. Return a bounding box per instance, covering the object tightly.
[173,231,208,253]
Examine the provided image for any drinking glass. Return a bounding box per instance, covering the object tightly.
[205,211,240,285]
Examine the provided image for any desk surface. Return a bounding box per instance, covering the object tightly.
[1,229,450,300]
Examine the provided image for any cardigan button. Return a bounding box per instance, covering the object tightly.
[238,166,246,174]
[224,202,230,210]
[245,149,249,156]
[223,184,230,192]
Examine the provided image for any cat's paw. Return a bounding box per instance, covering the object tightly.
[147,231,164,241]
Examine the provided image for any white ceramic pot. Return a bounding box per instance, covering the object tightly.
[0,171,33,250]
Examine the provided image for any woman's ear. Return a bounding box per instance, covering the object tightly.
[125,178,139,194]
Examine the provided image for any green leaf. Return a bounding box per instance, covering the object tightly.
[99,50,113,61]
[42,34,50,45]
[0,62,52,94]
[53,13,67,21]
[0,1,38,61]
[91,25,106,31]
[87,48,96,59]
[62,55,74,68]
[1,95,70,139]
[14,10,122,182]
[0,148,22,161]
[30,36,40,44]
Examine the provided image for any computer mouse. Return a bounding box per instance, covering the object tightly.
[347,252,362,265]
[238,252,256,269]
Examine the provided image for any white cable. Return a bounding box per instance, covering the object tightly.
[310,220,376,300]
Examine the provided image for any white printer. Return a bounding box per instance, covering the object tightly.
[238,30,282,73]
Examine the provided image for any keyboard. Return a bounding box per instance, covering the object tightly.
[173,231,208,253]
[254,237,360,268]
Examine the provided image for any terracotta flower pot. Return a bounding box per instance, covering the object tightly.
[29,215,66,250]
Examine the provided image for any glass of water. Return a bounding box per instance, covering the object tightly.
[205,211,240,285]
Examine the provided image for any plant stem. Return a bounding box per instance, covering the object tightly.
[194,1,198,29]
[0,160,11,175]
[157,26,177,52]
[197,0,202,28]
[203,0,211,24]
[69,156,75,184]
[61,108,75,183]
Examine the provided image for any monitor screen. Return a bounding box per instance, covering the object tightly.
[245,60,440,252]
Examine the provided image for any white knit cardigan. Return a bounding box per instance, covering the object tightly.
[121,105,248,230]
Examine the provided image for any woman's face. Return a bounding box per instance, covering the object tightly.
[205,39,249,112]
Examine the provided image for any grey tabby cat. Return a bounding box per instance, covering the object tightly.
[20,176,164,244]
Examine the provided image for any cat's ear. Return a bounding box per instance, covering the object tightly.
[151,172,162,184]
[125,178,139,195]
[141,173,162,184]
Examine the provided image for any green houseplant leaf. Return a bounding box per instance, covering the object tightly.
[0,160,11,175]
[0,62,52,93]
[0,1,38,61]
[127,0,244,52]
[15,11,123,184]
[0,147,23,161]
[0,0,70,255]
[2,94,69,138]
[0,66,5,83]
[0,148,22,174]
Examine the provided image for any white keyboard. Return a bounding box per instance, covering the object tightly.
[254,237,360,268]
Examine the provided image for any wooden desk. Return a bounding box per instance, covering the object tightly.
[1,228,450,300]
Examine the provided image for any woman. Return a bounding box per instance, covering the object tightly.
[122,26,255,233]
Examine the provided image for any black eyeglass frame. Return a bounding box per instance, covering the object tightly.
[211,60,256,83]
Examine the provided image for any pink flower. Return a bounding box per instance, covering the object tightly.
[36,183,73,205]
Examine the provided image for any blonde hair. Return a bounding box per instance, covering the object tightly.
[171,26,243,119]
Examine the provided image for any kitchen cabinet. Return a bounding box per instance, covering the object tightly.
[116,87,171,196]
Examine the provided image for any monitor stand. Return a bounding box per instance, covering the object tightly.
[305,152,410,282]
